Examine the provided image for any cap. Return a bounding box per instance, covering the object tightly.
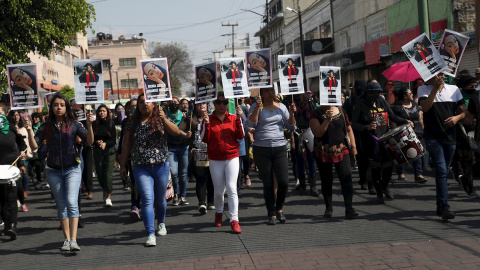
[365,82,383,92]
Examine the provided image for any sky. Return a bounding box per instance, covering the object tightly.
[88,0,265,65]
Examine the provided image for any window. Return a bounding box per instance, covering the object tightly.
[320,21,332,38]
[119,58,136,67]
[102,59,111,69]
[306,28,319,40]
[121,79,138,88]
[294,38,301,54]
[286,42,293,54]
[104,80,112,89]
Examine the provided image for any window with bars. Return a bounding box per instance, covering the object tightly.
[121,79,138,88]
[119,58,136,67]
[306,28,319,40]
[286,42,293,54]
[320,21,332,38]
[104,80,112,89]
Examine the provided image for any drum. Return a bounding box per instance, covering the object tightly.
[0,165,21,184]
[379,124,425,166]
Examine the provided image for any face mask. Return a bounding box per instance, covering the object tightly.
[169,103,179,112]
[130,106,136,117]
[116,109,125,122]
[365,94,379,103]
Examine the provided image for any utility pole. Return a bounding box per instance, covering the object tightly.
[222,23,238,57]
[212,50,223,61]
[108,64,113,100]
[417,0,430,38]
[265,0,269,48]
[329,0,335,52]
[476,0,480,67]
[127,73,131,99]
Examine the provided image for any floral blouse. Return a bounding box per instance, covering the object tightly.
[125,121,169,165]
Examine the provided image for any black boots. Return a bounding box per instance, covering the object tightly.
[309,177,319,197]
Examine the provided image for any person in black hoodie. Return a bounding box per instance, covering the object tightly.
[352,82,410,203]
[92,104,117,207]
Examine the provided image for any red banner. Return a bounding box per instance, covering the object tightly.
[391,26,420,53]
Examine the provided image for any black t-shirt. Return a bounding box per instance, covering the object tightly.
[418,84,464,144]
[468,91,480,144]
[0,128,26,165]
[391,102,423,136]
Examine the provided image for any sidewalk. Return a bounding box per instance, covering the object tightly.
[2,168,480,270]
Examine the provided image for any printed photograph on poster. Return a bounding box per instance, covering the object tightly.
[73,59,104,104]
[70,98,86,121]
[438,30,469,77]
[402,33,447,81]
[84,104,96,120]
[44,92,56,107]
[319,67,341,106]
[220,58,249,98]
[6,63,41,109]
[140,58,172,102]
[195,62,217,103]
[245,48,272,88]
[278,54,304,95]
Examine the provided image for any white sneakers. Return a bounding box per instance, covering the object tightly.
[146,234,156,247]
[157,223,167,236]
[105,198,113,207]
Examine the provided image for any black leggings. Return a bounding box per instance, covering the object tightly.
[0,180,19,226]
[194,166,214,205]
[316,157,354,210]
[253,145,289,217]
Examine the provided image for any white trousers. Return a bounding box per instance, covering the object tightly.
[209,158,239,222]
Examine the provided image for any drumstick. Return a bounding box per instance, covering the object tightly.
[9,149,27,169]
[189,110,193,131]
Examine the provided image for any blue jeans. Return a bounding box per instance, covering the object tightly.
[46,165,82,220]
[396,157,423,176]
[133,162,170,236]
[425,139,456,211]
[168,145,189,198]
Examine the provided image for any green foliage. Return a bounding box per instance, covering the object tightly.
[0,0,96,90]
[148,42,194,96]
[60,85,75,99]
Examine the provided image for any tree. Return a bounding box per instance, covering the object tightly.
[60,85,75,100]
[0,0,95,91]
[149,42,194,96]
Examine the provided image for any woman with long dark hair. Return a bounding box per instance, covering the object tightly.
[92,104,117,207]
[34,93,94,251]
[120,94,179,247]
[247,87,296,225]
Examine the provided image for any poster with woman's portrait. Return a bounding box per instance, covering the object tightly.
[220,58,249,98]
[278,54,304,95]
[245,48,272,89]
[69,98,86,121]
[195,61,217,103]
[140,58,172,102]
[319,66,341,106]
[438,29,469,77]
[6,63,41,110]
[402,33,447,82]
[44,92,56,108]
[73,59,104,104]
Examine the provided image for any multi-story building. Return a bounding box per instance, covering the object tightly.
[88,34,149,101]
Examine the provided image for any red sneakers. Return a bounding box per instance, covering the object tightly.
[231,220,242,234]
[214,212,223,227]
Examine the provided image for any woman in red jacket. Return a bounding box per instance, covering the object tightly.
[201,92,244,233]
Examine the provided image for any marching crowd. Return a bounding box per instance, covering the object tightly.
[0,69,479,251]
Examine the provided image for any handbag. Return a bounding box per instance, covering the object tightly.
[165,172,174,201]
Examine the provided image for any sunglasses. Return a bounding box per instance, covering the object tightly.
[386,84,394,86]
[214,99,229,105]
[469,84,477,89]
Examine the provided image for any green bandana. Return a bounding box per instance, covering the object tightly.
[33,122,41,134]
[0,114,9,135]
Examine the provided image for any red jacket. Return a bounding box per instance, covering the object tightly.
[201,111,244,160]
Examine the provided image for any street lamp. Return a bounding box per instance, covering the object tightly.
[286,7,308,90]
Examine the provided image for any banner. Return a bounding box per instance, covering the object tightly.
[219,58,249,98]
[245,48,272,89]
[304,38,334,56]
[6,63,41,110]
[195,61,217,103]
[73,59,104,104]
[319,66,341,106]
[140,58,172,102]
[437,29,469,77]
[69,98,86,121]
[402,33,447,82]
[278,54,304,95]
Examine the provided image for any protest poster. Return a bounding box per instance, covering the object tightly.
[402,33,447,81]
[245,48,272,89]
[195,61,217,103]
[6,63,41,109]
[278,54,305,95]
[219,58,249,98]
[319,67,341,106]
[84,104,96,120]
[140,58,172,102]
[73,59,104,104]
[70,98,86,121]
[437,29,469,77]
[44,92,56,107]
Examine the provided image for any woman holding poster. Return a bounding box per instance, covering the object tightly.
[141,59,171,101]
